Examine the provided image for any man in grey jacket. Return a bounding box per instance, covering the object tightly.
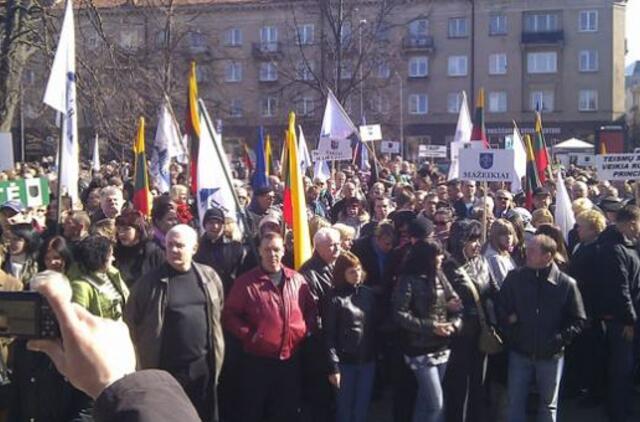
[125,224,224,422]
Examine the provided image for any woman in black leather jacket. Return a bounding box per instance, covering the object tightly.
[392,239,462,422]
[442,220,496,422]
[324,251,377,422]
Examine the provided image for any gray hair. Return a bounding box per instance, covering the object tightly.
[100,185,123,199]
[313,227,340,247]
[166,224,198,248]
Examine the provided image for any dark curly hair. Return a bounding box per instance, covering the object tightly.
[76,235,113,273]
[10,224,42,257]
[402,238,445,280]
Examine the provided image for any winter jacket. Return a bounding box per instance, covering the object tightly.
[324,283,377,374]
[498,263,586,360]
[593,225,640,324]
[114,240,165,287]
[222,266,317,360]
[299,253,335,302]
[71,267,129,320]
[124,262,225,388]
[194,235,248,295]
[567,240,600,318]
[392,272,462,356]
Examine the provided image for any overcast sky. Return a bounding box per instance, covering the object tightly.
[627,1,639,66]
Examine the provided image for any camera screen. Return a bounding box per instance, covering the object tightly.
[0,299,37,336]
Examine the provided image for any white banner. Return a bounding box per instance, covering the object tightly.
[381,141,400,154]
[419,145,447,158]
[0,133,15,172]
[359,124,382,142]
[458,149,515,182]
[595,153,640,180]
[312,137,352,161]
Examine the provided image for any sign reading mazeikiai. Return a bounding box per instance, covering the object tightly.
[595,154,640,181]
[458,149,515,182]
[0,178,50,208]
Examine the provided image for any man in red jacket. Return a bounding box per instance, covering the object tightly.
[222,231,317,422]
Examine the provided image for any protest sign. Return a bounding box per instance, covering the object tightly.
[595,153,640,180]
[312,137,352,162]
[359,125,382,142]
[0,177,50,208]
[458,149,515,182]
[418,145,447,158]
[380,141,400,154]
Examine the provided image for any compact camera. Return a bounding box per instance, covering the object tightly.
[0,292,60,339]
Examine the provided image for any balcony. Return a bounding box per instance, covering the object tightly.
[402,36,435,52]
[521,30,564,45]
[252,42,283,59]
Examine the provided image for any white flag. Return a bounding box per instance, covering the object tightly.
[151,100,182,193]
[554,171,576,243]
[313,160,331,182]
[447,91,472,180]
[43,0,79,202]
[92,134,100,172]
[298,125,312,174]
[196,99,238,229]
[320,89,358,141]
[510,126,527,194]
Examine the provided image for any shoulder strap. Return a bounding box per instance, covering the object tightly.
[459,267,490,328]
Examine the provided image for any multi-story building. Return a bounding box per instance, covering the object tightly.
[21,0,627,160]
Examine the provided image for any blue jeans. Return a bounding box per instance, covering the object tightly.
[406,355,447,422]
[604,321,634,422]
[507,352,563,422]
[335,362,375,422]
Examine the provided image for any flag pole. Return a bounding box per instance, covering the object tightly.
[56,118,65,230]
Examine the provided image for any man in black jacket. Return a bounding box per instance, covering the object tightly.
[594,205,640,421]
[499,234,586,422]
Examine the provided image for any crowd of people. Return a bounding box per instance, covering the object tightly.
[0,154,638,422]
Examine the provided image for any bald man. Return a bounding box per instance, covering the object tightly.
[125,225,224,422]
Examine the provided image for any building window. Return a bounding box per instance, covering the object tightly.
[524,13,559,32]
[448,55,468,77]
[579,90,598,111]
[297,24,314,45]
[488,91,507,113]
[409,94,428,114]
[296,61,315,81]
[224,62,242,82]
[408,57,429,78]
[340,22,352,45]
[224,28,242,46]
[530,90,554,112]
[296,97,315,117]
[579,10,598,32]
[196,67,209,83]
[260,26,278,43]
[377,62,390,79]
[155,30,169,47]
[489,15,507,35]
[579,50,598,72]
[230,99,243,117]
[370,94,390,114]
[189,32,206,49]
[447,92,461,113]
[261,96,278,117]
[489,53,507,75]
[409,19,429,37]
[119,27,143,49]
[448,17,469,38]
[340,61,352,79]
[259,62,278,81]
[527,52,557,74]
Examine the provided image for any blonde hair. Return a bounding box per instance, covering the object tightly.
[170,185,189,203]
[332,223,356,242]
[531,208,554,228]
[488,218,516,251]
[309,216,331,239]
[572,198,593,216]
[576,210,606,234]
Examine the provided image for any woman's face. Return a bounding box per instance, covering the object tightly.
[157,210,178,234]
[341,235,354,251]
[44,248,65,273]
[344,265,363,285]
[117,225,139,247]
[463,239,481,259]
[498,233,514,252]
[8,234,26,255]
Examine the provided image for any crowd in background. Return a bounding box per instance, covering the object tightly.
[0,153,638,422]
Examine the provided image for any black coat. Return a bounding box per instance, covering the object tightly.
[114,240,165,286]
[194,236,248,295]
[324,283,377,373]
[498,263,586,359]
[351,237,387,298]
[567,240,600,318]
[94,370,200,422]
[594,225,640,324]
[299,253,335,302]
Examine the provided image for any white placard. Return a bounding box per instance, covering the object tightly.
[380,141,400,154]
[359,124,382,142]
[595,153,640,180]
[575,153,595,167]
[458,149,515,182]
[0,133,15,171]
[312,137,353,162]
[419,145,447,158]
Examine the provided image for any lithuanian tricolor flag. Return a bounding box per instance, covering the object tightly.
[133,117,151,216]
[533,112,551,183]
[524,134,542,210]
[282,112,312,269]
[185,61,201,195]
[470,88,490,149]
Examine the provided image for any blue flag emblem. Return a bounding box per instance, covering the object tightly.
[479,153,493,170]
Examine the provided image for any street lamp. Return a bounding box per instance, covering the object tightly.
[394,71,404,159]
[358,18,367,124]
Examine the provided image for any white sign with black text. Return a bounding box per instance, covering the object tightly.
[380,141,400,154]
[595,153,640,180]
[458,149,515,182]
[359,124,382,142]
[312,137,353,162]
[419,145,447,158]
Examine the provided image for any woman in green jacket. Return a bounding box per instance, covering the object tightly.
[71,235,128,321]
